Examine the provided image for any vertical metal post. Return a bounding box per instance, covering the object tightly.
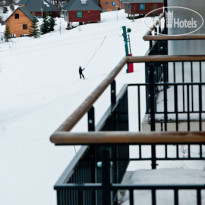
[149,40,153,50]
[122,26,129,73]
[164,83,168,131]
[197,189,201,205]
[174,189,179,205]
[154,27,157,35]
[111,80,116,105]
[102,146,112,205]
[149,65,156,131]
[88,106,95,131]
[151,144,157,169]
[174,85,179,131]
[152,189,156,205]
[149,64,157,169]
[111,80,117,131]
[159,24,161,34]
[199,84,202,131]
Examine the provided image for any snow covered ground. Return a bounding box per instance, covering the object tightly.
[120,169,205,205]
[0,10,149,205]
[0,9,204,205]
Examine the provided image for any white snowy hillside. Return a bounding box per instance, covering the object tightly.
[0,9,203,205]
[0,10,149,205]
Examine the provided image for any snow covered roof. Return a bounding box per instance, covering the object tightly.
[123,0,163,3]
[18,0,59,12]
[63,0,101,11]
[19,6,35,20]
[6,6,35,21]
[18,0,27,5]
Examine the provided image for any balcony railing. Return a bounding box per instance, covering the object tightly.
[50,55,205,205]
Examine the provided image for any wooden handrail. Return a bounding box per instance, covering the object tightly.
[50,55,205,145]
[53,55,205,133]
[55,56,127,132]
[143,34,205,41]
[127,55,205,63]
[51,131,205,145]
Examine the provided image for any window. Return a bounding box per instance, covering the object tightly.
[105,2,108,4]
[112,1,116,6]
[23,24,28,29]
[77,11,82,18]
[15,13,19,19]
[140,4,145,10]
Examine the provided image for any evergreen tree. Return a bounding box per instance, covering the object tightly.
[48,16,56,32]
[4,25,11,42]
[40,16,49,34]
[29,16,40,38]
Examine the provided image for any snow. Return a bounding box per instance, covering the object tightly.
[0,5,18,22]
[119,169,205,205]
[0,9,203,205]
[0,10,149,205]
[43,0,50,8]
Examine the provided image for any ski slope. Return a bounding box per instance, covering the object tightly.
[1,9,204,205]
[0,10,149,205]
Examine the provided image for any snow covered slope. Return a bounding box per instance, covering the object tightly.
[0,11,149,205]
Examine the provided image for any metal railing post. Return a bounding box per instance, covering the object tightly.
[149,40,153,50]
[111,80,116,105]
[88,106,95,131]
[102,146,112,205]
[111,80,117,131]
[149,65,156,131]
[150,64,157,169]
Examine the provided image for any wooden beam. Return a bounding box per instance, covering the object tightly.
[143,34,205,41]
[50,131,205,145]
[51,55,205,136]
[127,55,205,63]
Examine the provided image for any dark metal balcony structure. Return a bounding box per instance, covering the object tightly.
[50,55,205,205]
[50,3,205,204]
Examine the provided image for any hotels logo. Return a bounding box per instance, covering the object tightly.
[165,11,174,28]
[165,10,198,29]
[144,6,204,36]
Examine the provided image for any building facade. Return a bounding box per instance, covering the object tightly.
[100,0,121,12]
[63,0,101,26]
[6,7,34,37]
[123,0,163,15]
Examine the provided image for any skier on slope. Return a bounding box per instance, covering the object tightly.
[79,66,85,79]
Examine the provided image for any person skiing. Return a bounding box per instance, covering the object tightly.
[79,66,85,79]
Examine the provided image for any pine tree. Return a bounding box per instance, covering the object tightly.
[29,16,40,38]
[48,16,56,32]
[4,25,11,42]
[40,16,49,35]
